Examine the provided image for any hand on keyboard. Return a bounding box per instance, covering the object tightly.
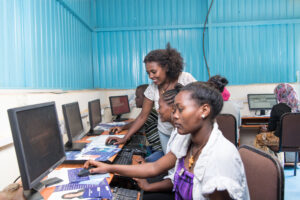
[83,160,110,174]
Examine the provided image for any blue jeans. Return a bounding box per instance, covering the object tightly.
[158,130,171,154]
[145,147,164,162]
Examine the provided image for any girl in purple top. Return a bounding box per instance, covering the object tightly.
[83,82,249,199]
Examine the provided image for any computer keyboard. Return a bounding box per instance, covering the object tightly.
[113,149,133,165]
[123,145,147,157]
[127,135,147,146]
[112,187,142,200]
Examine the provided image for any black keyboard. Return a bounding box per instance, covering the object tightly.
[112,187,141,200]
[113,149,133,165]
[123,145,147,157]
[127,135,146,146]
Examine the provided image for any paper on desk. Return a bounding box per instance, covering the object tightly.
[48,179,112,200]
[86,134,124,144]
[47,168,110,187]
[95,121,129,131]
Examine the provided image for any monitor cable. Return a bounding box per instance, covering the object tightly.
[203,0,215,78]
[13,176,21,183]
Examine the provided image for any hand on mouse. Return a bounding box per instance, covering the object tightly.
[106,136,127,145]
[83,160,110,174]
[109,127,123,134]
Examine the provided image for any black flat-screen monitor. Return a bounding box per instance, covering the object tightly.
[88,99,104,135]
[248,94,277,115]
[109,95,130,122]
[62,102,86,151]
[7,102,65,199]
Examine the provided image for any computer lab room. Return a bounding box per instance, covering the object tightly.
[0,0,300,199]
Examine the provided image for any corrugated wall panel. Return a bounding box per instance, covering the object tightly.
[96,29,207,89]
[95,0,208,88]
[0,0,25,88]
[211,0,300,23]
[62,0,92,26]
[0,0,93,90]
[209,24,295,84]
[96,0,207,28]
[95,0,300,88]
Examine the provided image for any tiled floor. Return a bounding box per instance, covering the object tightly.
[284,166,300,200]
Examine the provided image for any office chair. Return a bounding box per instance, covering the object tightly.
[216,114,237,146]
[239,145,284,200]
[276,112,300,176]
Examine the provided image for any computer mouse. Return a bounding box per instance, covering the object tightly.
[77,166,96,177]
[109,129,117,135]
[106,139,117,145]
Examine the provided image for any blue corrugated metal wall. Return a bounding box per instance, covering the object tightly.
[209,0,300,85]
[95,0,208,89]
[95,0,300,88]
[0,0,93,90]
[1,0,300,89]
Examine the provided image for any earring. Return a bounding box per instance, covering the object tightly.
[201,114,205,119]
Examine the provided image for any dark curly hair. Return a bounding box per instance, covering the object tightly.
[181,82,223,120]
[207,75,228,93]
[143,43,184,81]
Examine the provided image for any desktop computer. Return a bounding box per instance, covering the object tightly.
[109,95,130,122]
[62,102,87,151]
[7,102,66,199]
[87,99,104,136]
[248,94,277,115]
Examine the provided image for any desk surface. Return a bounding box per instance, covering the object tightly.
[41,130,135,200]
[241,116,270,128]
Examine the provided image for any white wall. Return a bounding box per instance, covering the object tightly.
[0,83,299,190]
[0,89,139,190]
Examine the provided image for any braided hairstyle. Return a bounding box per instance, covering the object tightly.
[162,84,183,105]
[143,43,184,81]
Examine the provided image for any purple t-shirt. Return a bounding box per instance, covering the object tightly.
[173,157,194,200]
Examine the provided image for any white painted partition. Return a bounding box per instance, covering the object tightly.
[0,83,299,190]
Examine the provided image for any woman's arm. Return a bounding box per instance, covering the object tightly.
[106,98,154,144]
[133,178,173,192]
[84,151,177,178]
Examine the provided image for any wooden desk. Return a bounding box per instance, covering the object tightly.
[241,116,270,128]
[40,130,143,200]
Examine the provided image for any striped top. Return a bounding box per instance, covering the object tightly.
[144,109,162,152]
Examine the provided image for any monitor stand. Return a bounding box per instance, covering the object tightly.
[259,110,266,116]
[113,115,128,122]
[64,141,86,151]
[24,177,63,200]
[87,129,104,136]
[24,189,43,200]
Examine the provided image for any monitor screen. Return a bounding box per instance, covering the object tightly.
[62,102,85,142]
[109,95,130,116]
[248,94,277,110]
[7,102,65,191]
[88,99,102,129]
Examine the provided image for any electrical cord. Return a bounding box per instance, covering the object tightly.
[13,176,20,183]
[203,0,215,78]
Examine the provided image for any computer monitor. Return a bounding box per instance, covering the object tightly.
[88,99,104,135]
[7,102,65,199]
[247,94,277,115]
[109,95,130,122]
[62,102,87,151]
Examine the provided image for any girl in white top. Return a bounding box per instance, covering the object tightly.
[84,82,249,200]
[106,43,196,154]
